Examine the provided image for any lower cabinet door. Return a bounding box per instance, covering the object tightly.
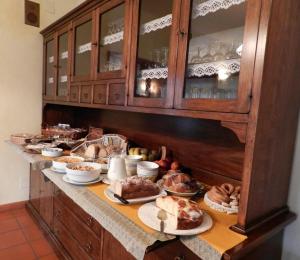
[29,166,41,212]
[39,174,54,230]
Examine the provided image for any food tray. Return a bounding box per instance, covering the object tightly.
[70,134,127,160]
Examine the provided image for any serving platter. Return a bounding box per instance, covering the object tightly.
[138,202,213,236]
[63,175,103,186]
[164,189,199,197]
[104,188,167,204]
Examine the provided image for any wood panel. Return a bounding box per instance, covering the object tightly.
[29,166,41,212]
[43,105,245,184]
[236,0,300,232]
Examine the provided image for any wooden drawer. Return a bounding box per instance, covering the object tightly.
[108,83,125,105]
[53,218,90,260]
[80,85,92,104]
[93,84,107,104]
[54,199,101,259]
[54,186,102,236]
[70,86,79,102]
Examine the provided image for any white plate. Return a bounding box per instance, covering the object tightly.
[63,175,103,186]
[104,188,167,204]
[164,189,199,197]
[50,166,65,174]
[138,202,213,236]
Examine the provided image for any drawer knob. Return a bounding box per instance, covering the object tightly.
[174,256,185,260]
[83,93,88,99]
[114,93,120,100]
[55,210,61,217]
[85,242,93,253]
[54,189,61,196]
[97,93,102,99]
[87,216,93,226]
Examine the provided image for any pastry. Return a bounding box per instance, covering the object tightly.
[206,183,241,211]
[162,170,199,193]
[156,196,203,230]
[85,144,100,159]
[110,176,160,199]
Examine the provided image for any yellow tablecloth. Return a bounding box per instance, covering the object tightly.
[88,183,247,255]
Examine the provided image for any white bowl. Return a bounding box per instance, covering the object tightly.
[66,162,101,183]
[125,155,143,165]
[42,148,63,157]
[52,156,85,171]
[137,161,159,181]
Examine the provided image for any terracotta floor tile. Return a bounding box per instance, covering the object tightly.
[0,218,20,233]
[0,230,27,250]
[17,214,36,228]
[0,243,36,260]
[0,211,14,221]
[39,253,60,260]
[23,225,45,241]
[30,237,54,257]
[11,208,29,217]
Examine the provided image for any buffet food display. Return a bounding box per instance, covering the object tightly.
[11,128,241,236]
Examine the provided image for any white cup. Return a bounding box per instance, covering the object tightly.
[125,155,143,176]
[107,156,127,181]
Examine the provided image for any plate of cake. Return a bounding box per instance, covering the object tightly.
[105,176,167,204]
[138,196,213,235]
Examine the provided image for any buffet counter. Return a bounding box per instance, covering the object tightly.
[7,140,247,260]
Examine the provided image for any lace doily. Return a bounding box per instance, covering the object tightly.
[140,14,172,35]
[48,77,54,84]
[102,31,124,45]
[140,67,168,80]
[187,59,240,77]
[60,75,67,83]
[48,56,54,63]
[60,51,68,60]
[192,0,245,19]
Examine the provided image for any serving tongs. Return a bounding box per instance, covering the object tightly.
[113,193,129,205]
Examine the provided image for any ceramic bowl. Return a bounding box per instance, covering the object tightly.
[66,162,101,183]
[52,156,84,171]
[137,161,159,181]
[125,155,143,176]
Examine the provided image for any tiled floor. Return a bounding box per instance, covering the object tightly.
[0,207,60,260]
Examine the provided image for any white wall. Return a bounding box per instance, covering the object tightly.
[282,114,300,260]
[0,0,84,205]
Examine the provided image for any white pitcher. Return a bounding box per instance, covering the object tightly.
[107,155,127,181]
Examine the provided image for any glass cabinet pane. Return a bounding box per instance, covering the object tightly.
[74,20,92,76]
[183,0,246,100]
[45,39,54,96]
[57,33,68,97]
[134,0,173,98]
[98,4,125,73]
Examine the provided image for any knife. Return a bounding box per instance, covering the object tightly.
[113,193,129,205]
[157,209,167,233]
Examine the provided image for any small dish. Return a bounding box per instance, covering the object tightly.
[63,175,103,186]
[42,147,63,157]
[50,166,66,174]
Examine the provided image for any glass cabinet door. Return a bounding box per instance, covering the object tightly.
[97,1,127,78]
[175,0,260,112]
[73,14,93,81]
[128,0,179,108]
[45,38,55,98]
[57,32,69,98]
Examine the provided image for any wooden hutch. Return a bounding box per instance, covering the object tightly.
[28,0,300,258]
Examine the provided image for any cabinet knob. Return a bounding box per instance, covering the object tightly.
[84,242,93,253]
[83,93,88,99]
[114,93,120,100]
[92,42,98,47]
[97,93,102,100]
[55,210,61,218]
[54,189,61,196]
[174,256,185,260]
[178,30,187,38]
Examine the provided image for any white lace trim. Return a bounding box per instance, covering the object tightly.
[102,31,124,46]
[60,75,67,83]
[140,67,168,80]
[60,51,68,60]
[140,14,172,35]
[139,59,240,79]
[77,42,92,54]
[192,0,245,19]
[204,193,238,214]
[187,59,240,77]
